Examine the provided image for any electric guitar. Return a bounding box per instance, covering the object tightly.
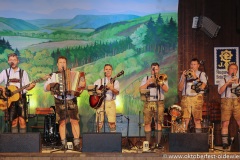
[0,75,49,111]
[89,70,124,109]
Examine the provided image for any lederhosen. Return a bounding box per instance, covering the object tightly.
[144,76,164,124]
[54,96,79,121]
[5,69,27,121]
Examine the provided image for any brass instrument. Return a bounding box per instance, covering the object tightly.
[185,69,194,78]
[155,73,168,85]
[209,123,214,152]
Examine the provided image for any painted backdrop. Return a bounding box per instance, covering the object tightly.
[0,0,178,136]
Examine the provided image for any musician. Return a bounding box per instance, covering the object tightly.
[44,56,84,151]
[93,64,119,132]
[139,62,169,149]
[178,58,207,133]
[218,63,240,149]
[0,53,36,133]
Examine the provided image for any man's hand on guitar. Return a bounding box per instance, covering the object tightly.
[96,90,102,95]
[106,83,114,91]
[5,88,12,97]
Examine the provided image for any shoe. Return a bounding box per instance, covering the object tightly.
[73,144,82,152]
[155,143,164,149]
[222,143,229,149]
[149,144,155,150]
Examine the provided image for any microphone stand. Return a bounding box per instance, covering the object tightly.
[51,67,68,153]
[4,65,12,133]
[201,61,210,130]
[135,111,143,149]
[122,115,134,150]
[62,67,68,152]
[153,69,160,149]
[103,72,107,132]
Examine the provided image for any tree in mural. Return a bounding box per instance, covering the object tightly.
[0,37,13,54]
[130,24,147,51]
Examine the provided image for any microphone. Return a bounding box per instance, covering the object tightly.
[200,60,205,65]
[231,73,235,78]
[104,72,107,77]
[152,67,155,71]
[9,62,14,66]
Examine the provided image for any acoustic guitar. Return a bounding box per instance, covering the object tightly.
[0,75,49,111]
[89,70,124,109]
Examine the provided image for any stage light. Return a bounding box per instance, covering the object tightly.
[116,96,123,113]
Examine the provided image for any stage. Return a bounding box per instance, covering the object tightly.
[1,136,240,160]
[0,147,240,160]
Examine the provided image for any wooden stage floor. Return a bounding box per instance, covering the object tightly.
[1,143,240,160]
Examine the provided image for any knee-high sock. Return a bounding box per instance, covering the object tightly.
[73,138,80,146]
[19,127,26,133]
[195,128,202,133]
[145,131,151,143]
[222,134,228,144]
[11,126,18,133]
[155,130,162,144]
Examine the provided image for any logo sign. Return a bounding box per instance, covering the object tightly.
[214,47,239,85]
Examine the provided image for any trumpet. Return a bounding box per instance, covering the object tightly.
[155,73,168,85]
[185,69,194,78]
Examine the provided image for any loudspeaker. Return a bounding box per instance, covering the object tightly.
[169,133,209,152]
[0,133,41,152]
[82,132,122,152]
[231,133,240,152]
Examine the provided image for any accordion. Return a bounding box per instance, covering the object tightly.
[54,69,86,97]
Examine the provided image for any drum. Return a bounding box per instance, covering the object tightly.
[43,114,59,144]
[168,105,183,118]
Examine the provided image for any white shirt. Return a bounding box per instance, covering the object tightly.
[0,68,30,93]
[140,75,169,101]
[179,70,207,96]
[218,75,239,98]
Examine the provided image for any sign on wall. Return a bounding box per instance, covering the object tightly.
[214,47,239,85]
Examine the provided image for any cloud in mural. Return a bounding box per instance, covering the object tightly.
[0,0,178,19]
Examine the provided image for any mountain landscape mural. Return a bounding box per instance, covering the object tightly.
[0,0,178,136]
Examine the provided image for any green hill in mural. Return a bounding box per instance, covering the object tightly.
[26,19,70,28]
[0,17,39,31]
[48,14,140,29]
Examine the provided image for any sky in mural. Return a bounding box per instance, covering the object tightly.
[0,0,178,19]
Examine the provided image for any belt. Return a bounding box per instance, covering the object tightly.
[183,94,203,97]
[146,100,163,102]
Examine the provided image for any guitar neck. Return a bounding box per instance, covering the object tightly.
[12,78,43,95]
[110,75,117,83]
